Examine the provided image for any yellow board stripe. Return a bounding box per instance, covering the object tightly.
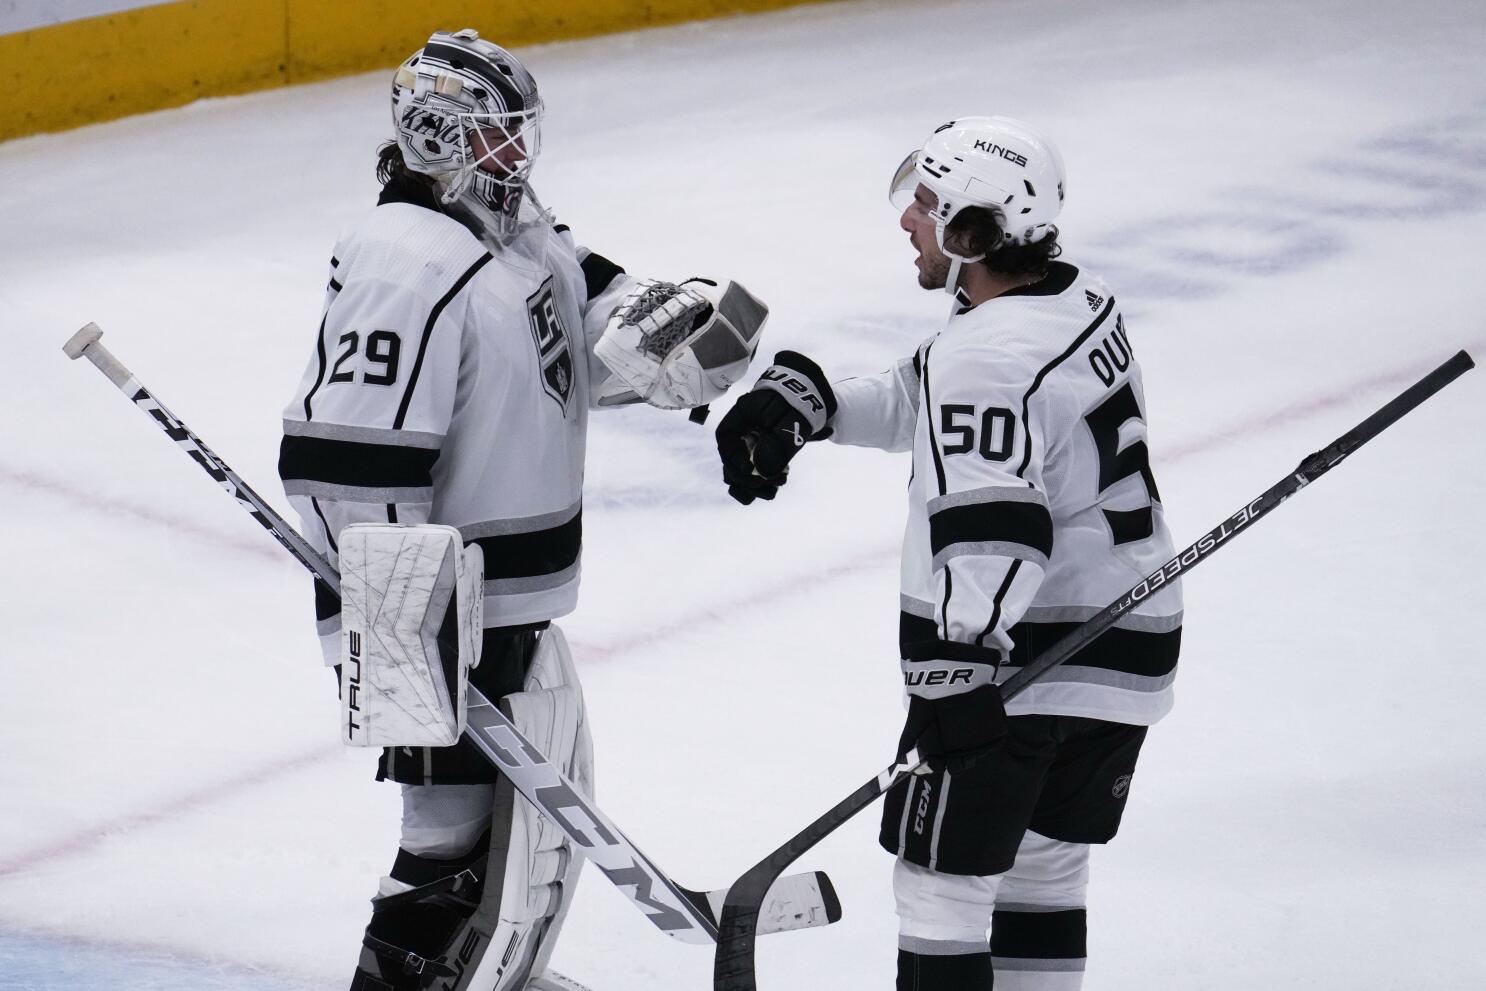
[0,0,840,143]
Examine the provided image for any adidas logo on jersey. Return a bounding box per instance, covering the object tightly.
[1085,289,1105,312]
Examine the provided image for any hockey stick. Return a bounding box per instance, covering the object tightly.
[712,349,1476,989]
[62,323,841,945]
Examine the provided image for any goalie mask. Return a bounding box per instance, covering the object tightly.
[889,116,1066,294]
[392,29,543,240]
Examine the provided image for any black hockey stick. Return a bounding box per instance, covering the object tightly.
[63,323,841,945]
[713,349,1475,990]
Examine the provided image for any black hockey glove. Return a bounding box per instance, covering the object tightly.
[715,351,836,505]
[897,647,1009,773]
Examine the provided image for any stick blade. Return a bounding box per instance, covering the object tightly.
[702,869,841,936]
[755,869,841,934]
[63,323,103,359]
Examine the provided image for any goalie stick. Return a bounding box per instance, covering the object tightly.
[712,349,1476,990]
[62,323,841,946]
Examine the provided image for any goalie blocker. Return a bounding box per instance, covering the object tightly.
[339,524,484,748]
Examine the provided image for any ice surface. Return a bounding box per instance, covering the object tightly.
[2,0,1484,987]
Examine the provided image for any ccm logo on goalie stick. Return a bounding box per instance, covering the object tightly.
[133,390,282,536]
[344,630,363,741]
[479,721,696,933]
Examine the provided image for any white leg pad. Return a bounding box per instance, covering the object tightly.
[466,623,593,991]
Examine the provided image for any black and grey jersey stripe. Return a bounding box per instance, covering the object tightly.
[899,602,1181,690]
[461,501,582,595]
[927,486,1053,573]
[278,421,441,502]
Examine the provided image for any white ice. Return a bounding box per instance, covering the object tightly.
[2,0,1484,987]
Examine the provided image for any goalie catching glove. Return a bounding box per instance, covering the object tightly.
[715,351,836,504]
[593,277,767,409]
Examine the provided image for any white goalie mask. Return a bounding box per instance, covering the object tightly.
[889,115,1067,280]
[392,29,543,240]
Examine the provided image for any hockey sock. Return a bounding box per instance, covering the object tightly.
[989,907,1087,990]
[896,948,993,990]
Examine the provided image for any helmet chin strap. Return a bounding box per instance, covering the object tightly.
[936,220,985,314]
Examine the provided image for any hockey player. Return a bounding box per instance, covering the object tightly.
[279,30,766,991]
[715,117,1183,989]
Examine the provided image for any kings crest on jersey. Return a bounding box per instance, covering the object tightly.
[528,277,575,410]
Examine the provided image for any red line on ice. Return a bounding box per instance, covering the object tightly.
[0,747,329,879]
[0,466,285,562]
[1,346,1476,877]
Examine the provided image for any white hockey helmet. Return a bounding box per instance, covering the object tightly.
[392,29,543,233]
[890,115,1067,254]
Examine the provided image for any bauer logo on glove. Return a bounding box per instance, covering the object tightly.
[593,277,767,409]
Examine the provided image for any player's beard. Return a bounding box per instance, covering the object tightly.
[916,246,951,291]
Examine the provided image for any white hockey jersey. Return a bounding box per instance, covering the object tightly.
[830,262,1183,725]
[279,181,634,665]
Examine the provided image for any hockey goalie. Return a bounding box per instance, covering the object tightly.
[276,28,767,991]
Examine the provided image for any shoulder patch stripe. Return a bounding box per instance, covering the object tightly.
[282,419,444,449]
[927,484,1048,515]
[929,501,1053,558]
[393,251,494,430]
[278,433,438,489]
[1015,296,1116,479]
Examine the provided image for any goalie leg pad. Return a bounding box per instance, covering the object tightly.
[470,623,594,988]
[352,626,593,991]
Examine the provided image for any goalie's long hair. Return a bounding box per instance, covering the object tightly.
[376,141,423,187]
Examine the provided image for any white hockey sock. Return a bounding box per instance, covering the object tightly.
[990,832,1090,990]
